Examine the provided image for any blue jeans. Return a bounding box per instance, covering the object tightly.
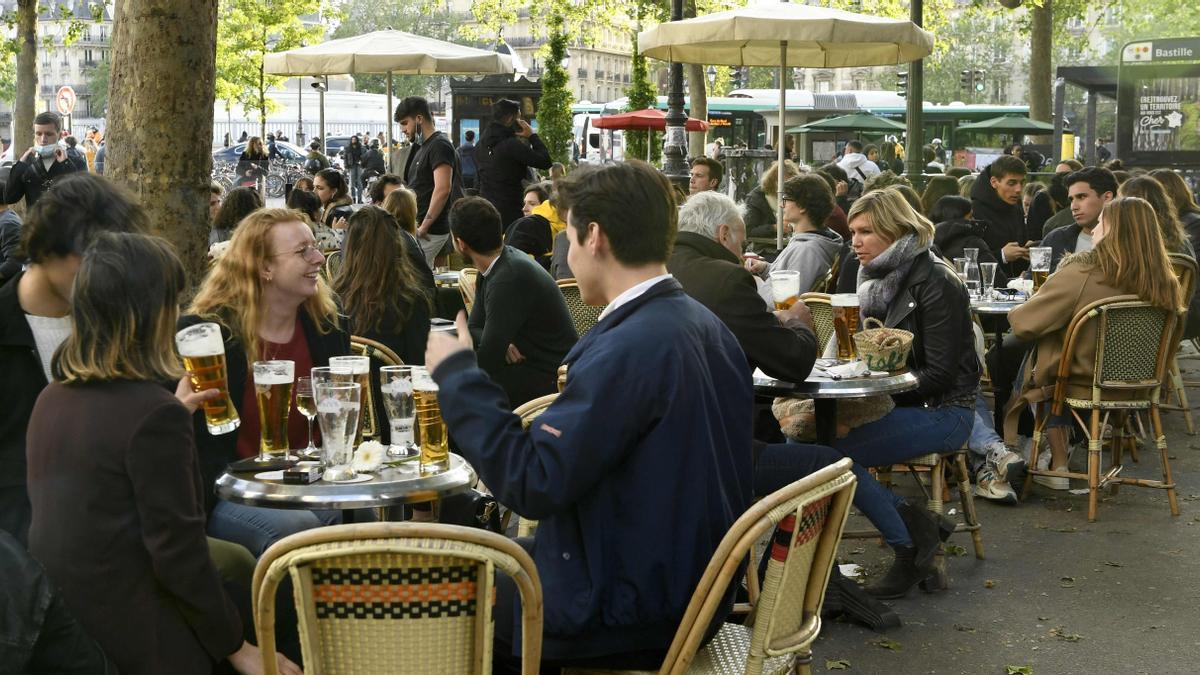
[767,442,911,548]
[208,501,341,557]
[834,404,974,468]
[968,393,1003,466]
[349,165,363,202]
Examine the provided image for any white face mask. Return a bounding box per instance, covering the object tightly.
[35,144,57,158]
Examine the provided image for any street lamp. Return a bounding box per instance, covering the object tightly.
[297,77,305,145]
[312,79,327,156]
[706,65,716,84]
[662,0,689,187]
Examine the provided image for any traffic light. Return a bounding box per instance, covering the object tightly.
[960,69,972,91]
[974,69,986,93]
[731,66,745,90]
[897,70,908,98]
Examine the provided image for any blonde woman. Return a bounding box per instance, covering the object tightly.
[831,188,980,599]
[1009,197,1183,488]
[182,208,350,556]
[382,186,437,294]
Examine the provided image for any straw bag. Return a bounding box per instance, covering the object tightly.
[853,317,914,372]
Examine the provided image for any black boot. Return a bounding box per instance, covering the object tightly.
[823,567,902,629]
[864,545,930,599]
[897,500,954,571]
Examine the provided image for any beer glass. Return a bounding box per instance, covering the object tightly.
[252,360,294,461]
[413,369,449,474]
[379,365,419,459]
[768,270,802,310]
[329,356,370,446]
[980,262,998,300]
[295,376,318,459]
[314,381,361,482]
[176,322,240,435]
[831,293,860,361]
[1029,246,1052,293]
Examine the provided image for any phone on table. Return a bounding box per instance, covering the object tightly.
[430,318,458,337]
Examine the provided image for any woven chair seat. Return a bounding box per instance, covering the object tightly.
[579,623,793,675]
[900,452,940,466]
[1063,397,1152,410]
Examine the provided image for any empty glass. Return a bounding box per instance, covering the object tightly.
[980,262,998,299]
[314,381,361,482]
[379,366,419,459]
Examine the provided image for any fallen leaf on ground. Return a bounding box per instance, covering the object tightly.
[873,638,903,651]
[1103,561,1123,567]
[1050,627,1083,642]
[1059,576,1076,588]
[945,543,967,557]
[825,659,851,670]
[1005,666,1033,675]
[953,623,976,633]
[984,579,996,588]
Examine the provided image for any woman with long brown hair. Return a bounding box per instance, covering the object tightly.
[183,208,349,555]
[1118,175,1193,255]
[236,136,268,189]
[382,186,437,294]
[1150,169,1200,251]
[1009,197,1183,488]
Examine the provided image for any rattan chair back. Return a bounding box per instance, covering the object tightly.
[1055,296,1176,402]
[252,523,543,675]
[557,279,605,337]
[507,394,558,538]
[459,268,479,314]
[322,249,343,284]
[347,336,403,442]
[800,293,834,355]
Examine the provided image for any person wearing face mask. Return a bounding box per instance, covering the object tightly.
[5,112,82,209]
[395,96,464,268]
[476,98,552,229]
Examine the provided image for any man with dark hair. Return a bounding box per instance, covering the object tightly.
[837,139,881,194]
[395,96,463,267]
[1029,159,1085,237]
[0,174,146,546]
[61,137,87,173]
[1041,167,1117,270]
[457,129,478,191]
[476,99,551,226]
[5,111,82,208]
[970,154,1030,278]
[426,161,752,671]
[368,172,404,205]
[449,196,576,407]
[688,156,723,195]
[361,140,387,183]
[770,174,842,293]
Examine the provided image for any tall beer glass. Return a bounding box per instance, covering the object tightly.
[413,369,449,474]
[329,356,370,446]
[176,322,239,435]
[252,360,294,461]
[831,294,860,361]
[1029,246,1052,293]
[380,365,418,459]
[314,381,361,482]
[769,270,802,310]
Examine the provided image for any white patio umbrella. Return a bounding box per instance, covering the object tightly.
[264,29,515,168]
[639,3,933,249]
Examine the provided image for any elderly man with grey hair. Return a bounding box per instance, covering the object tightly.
[667,191,817,383]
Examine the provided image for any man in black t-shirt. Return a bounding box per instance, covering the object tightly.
[395,96,463,268]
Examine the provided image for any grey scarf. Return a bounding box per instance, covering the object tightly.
[856,233,930,321]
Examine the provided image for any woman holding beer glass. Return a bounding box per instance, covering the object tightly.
[26,233,300,675]
[183,208,350,556]
[832,189,981,599]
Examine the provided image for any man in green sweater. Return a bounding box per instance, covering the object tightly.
[450,196,578,407]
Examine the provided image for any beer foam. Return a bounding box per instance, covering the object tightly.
[253,373,294,385]
[831,293,859,307]
[329,357,369,374]
[176,326,224,357]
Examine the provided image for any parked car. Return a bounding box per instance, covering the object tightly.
[212,140,306,165]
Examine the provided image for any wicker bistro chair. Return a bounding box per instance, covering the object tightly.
[798,293,834,356]
[348,336,403,443]
[252,522,543,675]
[459,267,479,314]
[1160,253,1197,435]
[558,278,606,337]
[566,458,856,675]
[1020,296,1182,522]
[497,394,560,538]
[322,249,343,284]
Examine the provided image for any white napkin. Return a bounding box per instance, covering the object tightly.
[1007,278,1034,295]
[820,360,869,379]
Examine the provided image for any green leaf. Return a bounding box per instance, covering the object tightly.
[825,659,851,670]
[1006,667,1033,675]
[873,638,903,651]
[945,543,968,557]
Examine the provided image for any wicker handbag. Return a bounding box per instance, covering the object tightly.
[853,317,914,372]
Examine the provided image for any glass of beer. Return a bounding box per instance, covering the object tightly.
[329,356,370,447]
[769,270,802,310]
[295,376,318,459]
[252,360,295,462]
[314,381,361,482]
[413,369,449,474]
[1029,246,1052,293]
[379,366,418,459]
[175,322,240,435]
[831,293,860,362]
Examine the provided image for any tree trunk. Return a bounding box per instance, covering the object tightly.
[14,0,38,180]
[686,64,708,160]
[1029,0,1052,126]
[107,0,218,285]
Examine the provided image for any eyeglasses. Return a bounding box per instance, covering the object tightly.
[269,243,323,262]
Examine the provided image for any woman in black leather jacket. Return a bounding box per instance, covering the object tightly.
[832,187,980,598]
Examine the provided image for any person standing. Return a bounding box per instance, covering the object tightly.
[236,137,269,190]
[5,112,82,209]
[395,96,463,268]
[343,135,366,203]
[458,129,478,191]
[476,99,552,228]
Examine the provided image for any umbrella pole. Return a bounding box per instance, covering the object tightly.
[777,41,787,251]
[386,71,394,173]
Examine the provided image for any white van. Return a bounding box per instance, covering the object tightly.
[572,113,623,164]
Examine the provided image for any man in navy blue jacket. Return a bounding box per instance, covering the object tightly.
[426,161,754,671]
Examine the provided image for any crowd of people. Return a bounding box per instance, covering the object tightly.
[1,94,1197,674]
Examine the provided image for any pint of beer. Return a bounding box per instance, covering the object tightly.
[253,360,294,461]
[176,322,240,435]
[329,356,370,446]
[769,270,802,310]
[413,370,449,473]
[831,294,861,361]
[1029,246,1052,294]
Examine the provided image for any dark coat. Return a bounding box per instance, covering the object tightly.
[400,229,437,294]
[744,186,777,240]
[4,155,80,208]
[178,310,350,515]
[64,146,88,173]
[933,218,1009,285]
[362,147,386,177]
[0,210,21,285]
[432,278,752,660]
[970,163,1033,278]
[881,251,980,409]
[236,151,269,186]
[1040,222,1083,273]
[668,231,817,383]
[27,380,243,675]
[504,213,553,270]
[343,141,365,167]
[476,121,552,227]
[0,271,47,545]
[1183,211,1200,338]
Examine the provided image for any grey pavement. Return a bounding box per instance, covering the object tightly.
[814,357,1200,675]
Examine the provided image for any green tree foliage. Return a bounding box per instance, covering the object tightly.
[83,55,109,115]
[332,0,460,99]
[0,4,101,105]
[215,0,334,139]
[538,19,574,165]
[624,1,662,165]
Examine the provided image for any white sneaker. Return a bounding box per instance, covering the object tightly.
[1032,469,1070,491]
[985,444,1027,485]
[974,466,1018,504]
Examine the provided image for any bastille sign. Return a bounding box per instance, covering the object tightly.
[1117,38,1200,167]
